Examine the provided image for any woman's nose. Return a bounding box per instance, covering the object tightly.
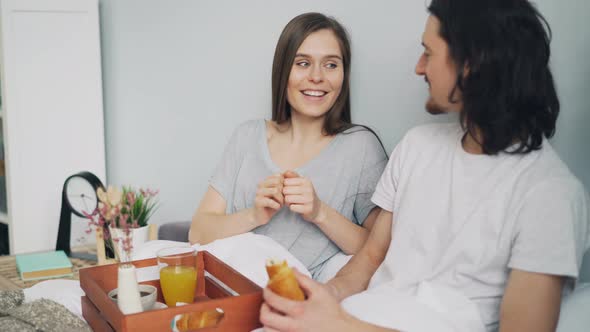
[308,64,324,83]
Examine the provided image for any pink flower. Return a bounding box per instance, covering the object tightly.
[84,185,160,262]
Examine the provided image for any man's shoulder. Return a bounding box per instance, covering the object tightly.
[523,141,574,177]
[401,122,461,147]
[516,141,586,200]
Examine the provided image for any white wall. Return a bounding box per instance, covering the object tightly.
[98,0,590,272]
[99,0,589,220]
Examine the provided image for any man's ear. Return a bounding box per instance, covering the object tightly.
[463,62,470,78]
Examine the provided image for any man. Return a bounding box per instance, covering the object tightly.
[260,0,589,331]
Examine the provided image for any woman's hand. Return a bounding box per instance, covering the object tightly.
[282,171,326,224]
[260,270,351,332]
[253,173,285,226]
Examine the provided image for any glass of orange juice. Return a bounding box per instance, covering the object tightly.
[157,247,197,307]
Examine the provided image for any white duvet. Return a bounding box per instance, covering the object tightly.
[24,233,485,332]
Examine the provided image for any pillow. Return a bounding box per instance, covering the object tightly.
[556,283,590,332]
[23,279,85,320]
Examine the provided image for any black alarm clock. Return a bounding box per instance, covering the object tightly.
[56,171,104,259]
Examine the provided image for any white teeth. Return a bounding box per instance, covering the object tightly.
[302,90,326,97]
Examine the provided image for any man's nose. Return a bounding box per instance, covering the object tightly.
[415,54,426,75]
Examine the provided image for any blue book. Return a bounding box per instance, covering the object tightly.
[15,250,73,281]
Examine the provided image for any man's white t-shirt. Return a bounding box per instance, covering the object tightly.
[370,123,589,330]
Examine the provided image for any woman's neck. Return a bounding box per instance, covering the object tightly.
[281,113,329,146]
[267,114,335,171]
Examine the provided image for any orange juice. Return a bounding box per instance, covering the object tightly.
[160,265,197,307]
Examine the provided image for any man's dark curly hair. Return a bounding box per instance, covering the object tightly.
[428,0,560,154]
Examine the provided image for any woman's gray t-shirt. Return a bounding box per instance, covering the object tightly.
[210,119,387,277]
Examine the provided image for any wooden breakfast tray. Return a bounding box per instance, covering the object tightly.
[79,251,263,331]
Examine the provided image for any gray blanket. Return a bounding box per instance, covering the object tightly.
[0,289,91,332]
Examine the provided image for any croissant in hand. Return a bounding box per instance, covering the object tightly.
[265,259,305,301]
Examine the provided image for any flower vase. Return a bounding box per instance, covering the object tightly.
[109,225,150,261]
[117,263,143,314]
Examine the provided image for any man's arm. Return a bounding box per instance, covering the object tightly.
[261,270,400,332]
[327,209,393,300]
[499,269,565,332]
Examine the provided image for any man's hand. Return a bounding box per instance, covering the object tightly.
[283,171,326,224]
[260,269,351,332]
[253,173,285,226]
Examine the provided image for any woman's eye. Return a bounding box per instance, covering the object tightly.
[296,61,310,67]
[325,63,338,69]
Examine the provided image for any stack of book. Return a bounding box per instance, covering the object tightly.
[15,250,73,281]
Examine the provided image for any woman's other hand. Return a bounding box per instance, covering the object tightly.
[283,171,326,224]
[253,173,285,226]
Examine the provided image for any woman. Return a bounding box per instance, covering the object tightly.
[189,12,387,279]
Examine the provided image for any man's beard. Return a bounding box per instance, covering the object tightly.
[424,76,446,115]
[425,97,445,115]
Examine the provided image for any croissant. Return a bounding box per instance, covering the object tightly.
[175,308,224,331]
[265,259,305,301]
